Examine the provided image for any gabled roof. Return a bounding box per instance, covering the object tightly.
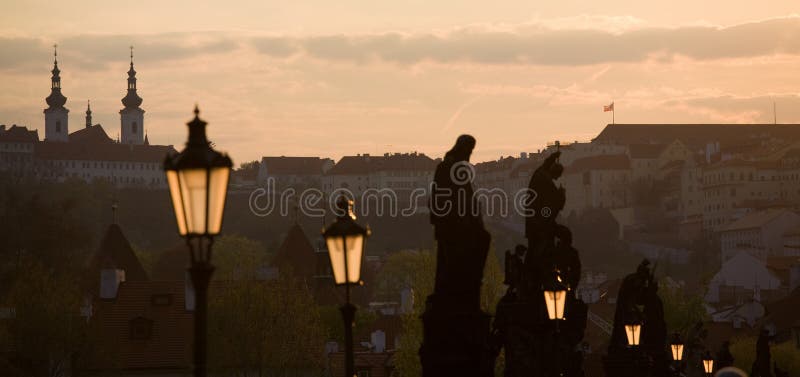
[69,124,113,144]
[273,223,317,279]
[708,251,780,290]
[721,209,796,232]
[260,156,333,175]
[0,125,39,142]
[85,223,149,295]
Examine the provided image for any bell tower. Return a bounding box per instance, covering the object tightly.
[120,46,145,145]
[44,44,69,142]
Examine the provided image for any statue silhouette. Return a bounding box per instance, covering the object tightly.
[494,150,587,377]
[421,135,494,377]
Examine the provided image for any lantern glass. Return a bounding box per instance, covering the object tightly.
[671,343,684,361]
[703,358,714,374]
[543,289,567,320]
[207,166,230,234]
[325,233,365,285]
[625,324,641,346]
[166,170,187,236]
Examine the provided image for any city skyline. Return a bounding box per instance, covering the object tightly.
[2,2,800,164]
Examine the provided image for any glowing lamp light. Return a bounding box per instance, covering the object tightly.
[625,322,642,347]
[702,351,714,375]
[670,333,684,361]
[543,275,568,320]
[323,198,370,285]
[164,107,232,238]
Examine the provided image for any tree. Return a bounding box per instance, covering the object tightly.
[211,234,270,280]
[659,282,708,334]
[208,272,326,377]
[1,258,88,377]
[388,248,505,377]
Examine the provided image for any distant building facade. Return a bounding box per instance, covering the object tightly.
[0,47,175,188]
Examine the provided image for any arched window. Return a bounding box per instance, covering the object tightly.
[132,121,138,134]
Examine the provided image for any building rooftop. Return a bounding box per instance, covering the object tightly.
[721,209,794,232]
[594,124,800,150]
[0,125,39,143]
[260,156,333,175]
[327,153,436,175]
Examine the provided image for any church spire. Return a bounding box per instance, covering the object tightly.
[121,45,142,109]
[85,100,92,128]
[46,44,67,109]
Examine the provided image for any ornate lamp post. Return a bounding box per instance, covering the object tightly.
[323,198,370,377]
[702,351,715,376]
[543,273,568,377]
[164,106,232,377]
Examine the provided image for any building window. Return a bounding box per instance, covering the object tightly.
[132,121,138,134]
[129,317,153,340]
[55,121,61,133]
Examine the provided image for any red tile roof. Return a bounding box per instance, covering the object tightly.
[69,125,113,144]
[35,140,176,163]
[594,124,800,150]
[0,125,39,143]
[327,153,435,175]
[260,156,333,175]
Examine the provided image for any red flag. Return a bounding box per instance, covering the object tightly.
[603,102,614,112]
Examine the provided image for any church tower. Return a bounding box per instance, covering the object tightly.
[120,46,144,145]
[44,45,69,142]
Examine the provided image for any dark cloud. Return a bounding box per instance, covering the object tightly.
[0,32,239,71]
[256,17,800,66]
[2,17,799,72]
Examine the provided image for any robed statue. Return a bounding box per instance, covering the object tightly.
[421,135,494,377]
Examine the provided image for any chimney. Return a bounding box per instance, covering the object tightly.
[371,330,386,353]
[100,268,126,299]
[185,271,196,311]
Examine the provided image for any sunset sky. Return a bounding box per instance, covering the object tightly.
[1,1,800,163]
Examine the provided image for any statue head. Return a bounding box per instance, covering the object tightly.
[549,162,564,179]
[445,134,476,162]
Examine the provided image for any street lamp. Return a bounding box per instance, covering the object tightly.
[670,333,684,361]
[543,275,567,321]
[625,321,642,347]
[323,197,370,377]
[702,351,714,376]
[164,106,232,377]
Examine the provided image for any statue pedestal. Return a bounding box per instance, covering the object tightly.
[603,349,653,377]
[420,296,494,377]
